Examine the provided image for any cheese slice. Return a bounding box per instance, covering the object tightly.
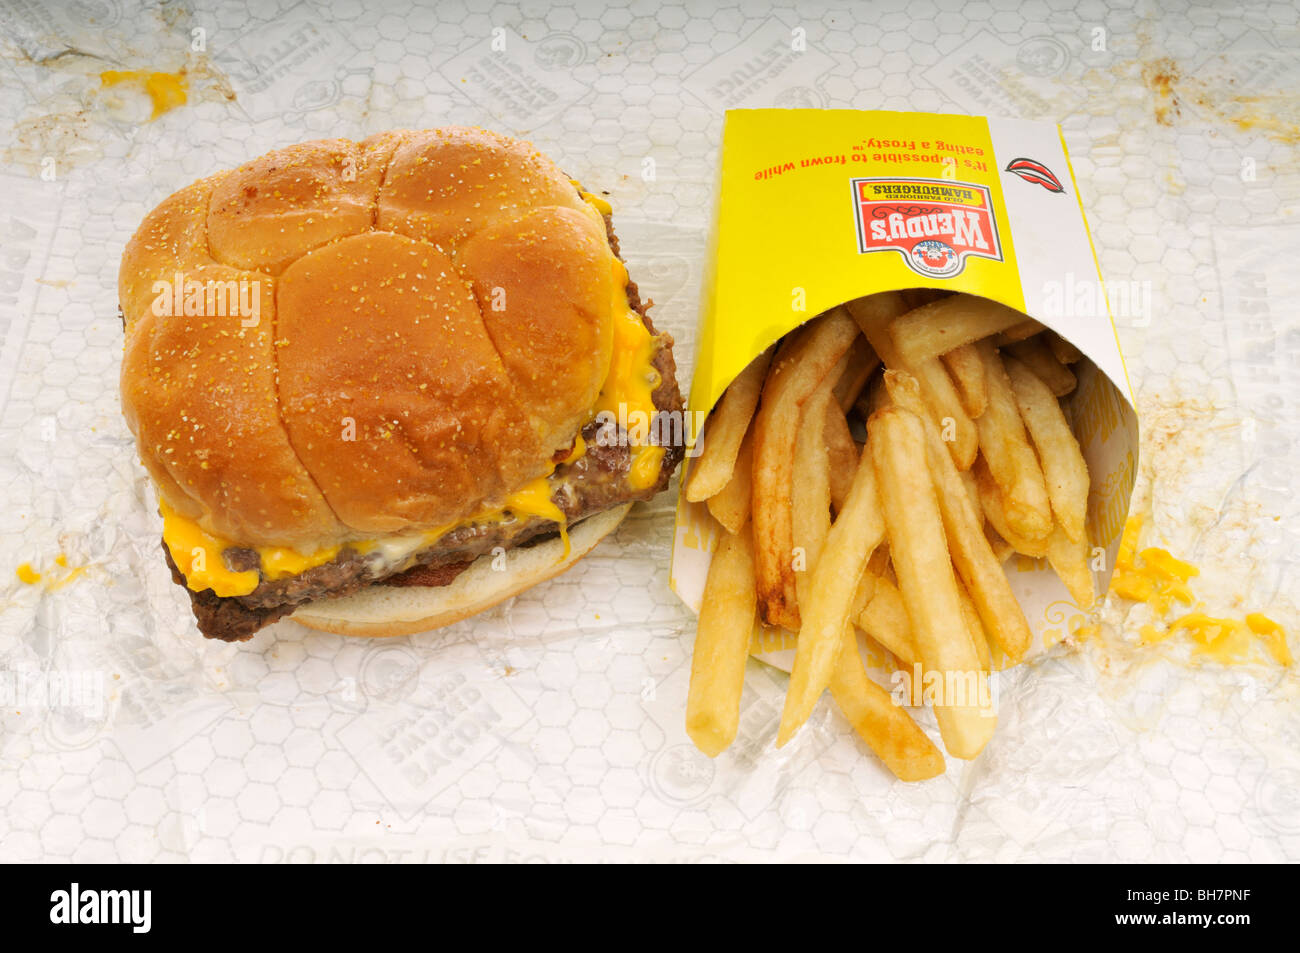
[595,257,665,490]
[500,474,570,556]
[160,500,260,598]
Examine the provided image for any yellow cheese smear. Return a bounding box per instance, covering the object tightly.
[595,257,665,490]
[1109,514,1292,667]
[100,70,188,120]
[580,190,612,216]
[561,434,586,464]
[502,474,569,557]
[572,182,667,490]
[160,500,338,598]
[14,556,87,591]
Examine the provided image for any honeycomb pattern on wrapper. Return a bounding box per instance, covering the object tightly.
[1,0,1298,863]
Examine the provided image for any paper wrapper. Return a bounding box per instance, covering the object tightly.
[3,3,1296,864]
[671,109,1140,678]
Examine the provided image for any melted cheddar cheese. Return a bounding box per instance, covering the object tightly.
[561,434,586,464]
[100,70,188,120]
[595,261,658,422]
[594,257,665,490]
[159,500,259,598]
[501,474,571,557]
[160,500,341,598]
[579,190,612,216]
[1109,514,1292,667]
[1246,613,1294,666]
[630,445,666,490]
[573,181,666,489]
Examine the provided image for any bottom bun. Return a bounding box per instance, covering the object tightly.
[292,504,631,638]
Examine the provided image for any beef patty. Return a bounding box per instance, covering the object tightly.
[162,208,684,642]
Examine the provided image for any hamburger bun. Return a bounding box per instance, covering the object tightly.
[121,127,621,550]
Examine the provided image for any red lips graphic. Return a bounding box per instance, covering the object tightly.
[1005,157,1065,193]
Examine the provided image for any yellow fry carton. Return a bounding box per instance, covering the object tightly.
[671,108,1139,673]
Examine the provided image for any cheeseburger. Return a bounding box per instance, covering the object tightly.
[119,127,683,640]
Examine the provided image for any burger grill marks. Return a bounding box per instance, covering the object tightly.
[169,215,683,642]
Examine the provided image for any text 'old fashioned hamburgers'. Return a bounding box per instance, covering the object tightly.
[119,127,683,641]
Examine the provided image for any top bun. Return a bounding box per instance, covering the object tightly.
[120,128,624,551]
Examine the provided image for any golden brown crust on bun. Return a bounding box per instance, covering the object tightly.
[376,127,588,248]
[459,205,615,437]
[120,127,623,550]
[120,268,341,547]
[277,230,554,535]
[206,134,400,275]
[118,175,223,334]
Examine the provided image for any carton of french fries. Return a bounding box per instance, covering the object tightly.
[671,109,1139,780]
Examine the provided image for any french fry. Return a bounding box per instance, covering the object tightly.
[1046,524,1096,606]
[847,294,978,469]
[863,369,891,416]
[866,543,892,579]
[824,401,858,514]
[777,439,886,746]
[884,371,1033,660]
[1048,331,1083,364]
[941,342,988,417]
[959,465,981,523]
[956,577,992,673]
[869,406,995,759]
[972,340,1053,540]
[792,388,835,611]
[974,457,1048,558]
[1003,355,1090,544]
[900,288,951,310]
[686,525,757,757]
[889,293,1026,365]
[851,565,877,616]
[685,345,774,502]
[828,628,945,782]
[752,311,860,629]
[993,318,1045,345]
[843,291,910,366]
[857,574,919,666]
[913,358,978,469]
[1006,336,1077,397]
[832,335,880,412]
[706,423,754,535]
[985,522,1015,563]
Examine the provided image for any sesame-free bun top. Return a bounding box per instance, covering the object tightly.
[120,128,621,551]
